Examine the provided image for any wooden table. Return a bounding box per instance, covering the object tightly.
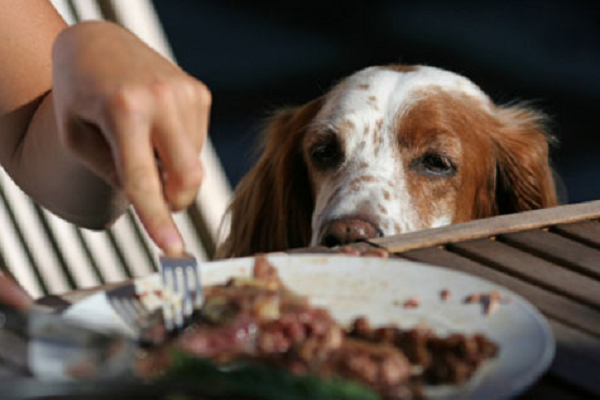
[326,200,600,399]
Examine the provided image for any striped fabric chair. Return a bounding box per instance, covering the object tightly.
[0,0,232,298]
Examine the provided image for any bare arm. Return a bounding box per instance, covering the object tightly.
[0,1,120,227]
[0,1,211,254]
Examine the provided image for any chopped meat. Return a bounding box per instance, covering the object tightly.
[440,289,451,301]
[252,254,283,287]
[320,339,411,390]
[137,257,498,399]
[464,289,509,316]
[348,318,498,386]
[403,296,420,309]
[464,293,482,303]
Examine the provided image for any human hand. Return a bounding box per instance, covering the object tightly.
[51,21,210,255]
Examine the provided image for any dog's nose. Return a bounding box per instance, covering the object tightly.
[319,218,383,247]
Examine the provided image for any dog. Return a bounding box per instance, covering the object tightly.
[217,65,558,258]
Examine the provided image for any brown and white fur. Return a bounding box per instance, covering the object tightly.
[217,65,557,258]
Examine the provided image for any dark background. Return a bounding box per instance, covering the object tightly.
[153,0,600,204]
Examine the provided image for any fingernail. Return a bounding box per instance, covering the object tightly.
[158,228,184,255]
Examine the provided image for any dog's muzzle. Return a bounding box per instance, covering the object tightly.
[319,218,383,247]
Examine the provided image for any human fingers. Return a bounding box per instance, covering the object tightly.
[193,81,211,151]
[174,78,211,151]
[107,106,184,255]
[153,89,205,212]
[177,80,212,208]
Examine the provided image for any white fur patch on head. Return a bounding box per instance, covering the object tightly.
[308,65,490,245]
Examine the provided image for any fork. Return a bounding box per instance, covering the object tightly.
[106,290,152,338]
[159,253,203,331]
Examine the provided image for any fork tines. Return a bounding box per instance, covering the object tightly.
[106,290,151,338]
[159,254,203,331]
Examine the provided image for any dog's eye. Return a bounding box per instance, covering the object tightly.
[413,152,456,177]
[310,137,343,170]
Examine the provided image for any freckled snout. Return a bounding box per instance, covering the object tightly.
[319,218,383,247]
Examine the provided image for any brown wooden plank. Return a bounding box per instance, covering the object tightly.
[402,247,600,338]
[547,320,600,396]
[448,239,600,310]
[369,200,600,253]
[552,220,600,250]
[499,230,600,280]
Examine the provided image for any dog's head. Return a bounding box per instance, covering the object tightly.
[217,65,557,258]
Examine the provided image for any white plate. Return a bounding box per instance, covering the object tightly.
[66,254,555,399]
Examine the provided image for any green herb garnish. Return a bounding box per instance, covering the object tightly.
[162,352,381,400]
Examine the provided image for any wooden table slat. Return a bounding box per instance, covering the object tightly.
[402,247,600,338]
[447,238,600,310]
[499,230,600,280]
[369,200,600,253]
[551,220,600,249]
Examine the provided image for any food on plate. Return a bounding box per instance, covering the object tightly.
[463,289,512,316]
[135,256,498,399]
[440,289,451,302]
[402,296,420,309]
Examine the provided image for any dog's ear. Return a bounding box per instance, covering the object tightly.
[216,98,323,258]
[492,105,558,215]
